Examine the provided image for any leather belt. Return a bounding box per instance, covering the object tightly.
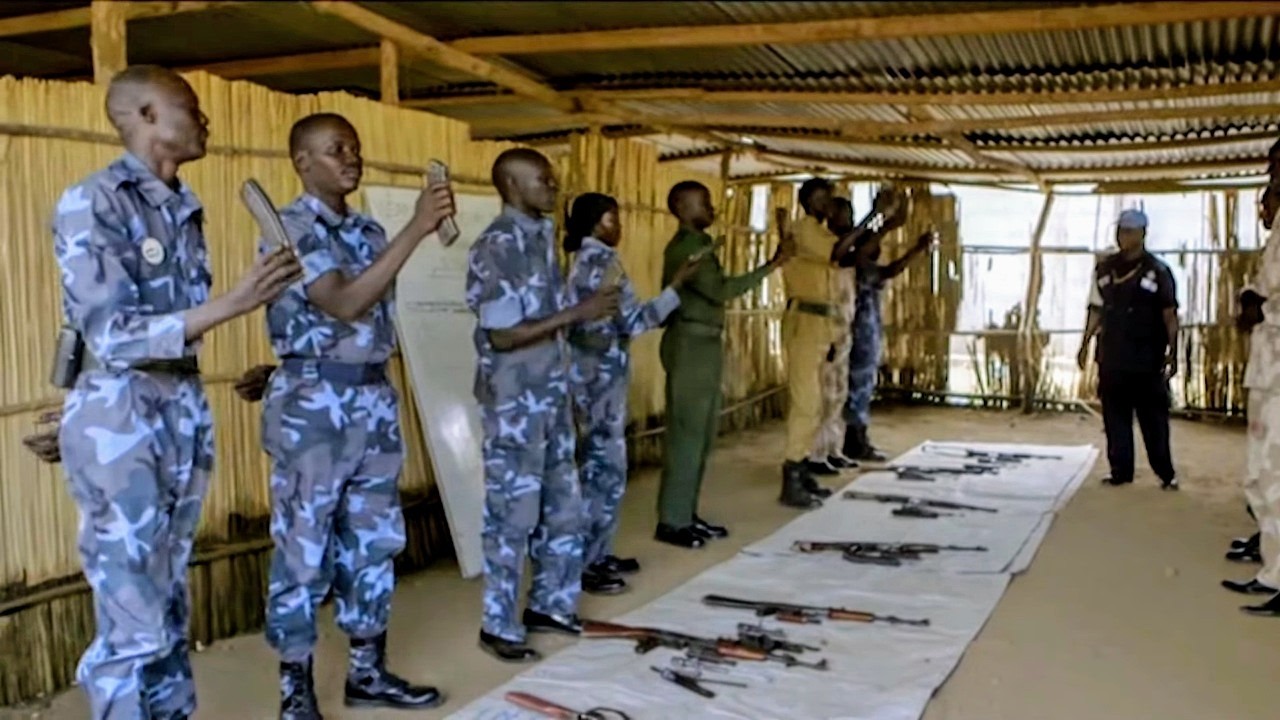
[281,357,388,385]
[82,355,201,376]
[667,319,724,338]
[788,299,832,317]
[568,329,614,353]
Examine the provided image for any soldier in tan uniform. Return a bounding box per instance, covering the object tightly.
[1232,183,1280,616]
[781,178,845,506]
[811,197,859,472]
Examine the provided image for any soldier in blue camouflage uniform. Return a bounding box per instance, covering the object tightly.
[467,149,621,662]
[564,193,701,594]
[839,190,931,462]
[54,66,301,720]
[258,113,453,717]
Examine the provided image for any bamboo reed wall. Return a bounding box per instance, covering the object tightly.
[0,76,788,706]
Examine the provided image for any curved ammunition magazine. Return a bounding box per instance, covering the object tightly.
[240,179,291,250]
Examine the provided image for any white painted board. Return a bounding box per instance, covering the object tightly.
[364,185,501,579]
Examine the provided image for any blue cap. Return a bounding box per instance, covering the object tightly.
[1117,209,1148,229]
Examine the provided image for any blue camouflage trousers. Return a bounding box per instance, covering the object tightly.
[261,370,406,663]
[480,387,583,642]
[846,291,883,427]
[59,372,214,720]
[572,353,629,568]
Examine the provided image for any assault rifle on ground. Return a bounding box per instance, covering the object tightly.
[792,540,988,567]
[843,490,998,514]
[702,594,930,627]
[891,464,998,481]
[923,446,1062,464]
[581,619,829,670]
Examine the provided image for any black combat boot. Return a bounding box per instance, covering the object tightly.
[279,658,323,720]
[842,424,867,461]
[853,424,887,462]
[344,633,444,710]
[780,461,823,509]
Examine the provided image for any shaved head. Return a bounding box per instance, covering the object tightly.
[106,65,190,135]
[667,180,715,229]
[491,148,558,214]
[492,148,550,188]
[289,113,356,157]
[104,65,208,169]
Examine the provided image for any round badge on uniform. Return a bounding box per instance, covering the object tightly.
[141,237,166,265]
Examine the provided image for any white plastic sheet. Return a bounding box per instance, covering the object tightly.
[448,441,1097,720]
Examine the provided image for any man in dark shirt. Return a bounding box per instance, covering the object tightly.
[1077,209,1180,490]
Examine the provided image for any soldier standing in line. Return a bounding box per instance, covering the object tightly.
[564,192,703,594]
[1076,209,1180,491]
[54,66,301,719]
[809,196,860,471]
[1226,184,1279,566]
[779,178,848,504]
[466,149,620,661]
[838,189,927,463]
[655,181,793,548]
[1231,183,1280,616]
[255,113,454,717]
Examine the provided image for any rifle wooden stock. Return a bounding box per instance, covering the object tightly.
[581,620,653,638]
[712,641,768,661]
[827,608,876,622]
[504,691,578,719]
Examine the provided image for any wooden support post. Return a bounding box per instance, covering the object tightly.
[379,39,399,106]
[90,1,127,84]
[1019,193,1055,413]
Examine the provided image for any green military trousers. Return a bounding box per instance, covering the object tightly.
[658,321,725,527]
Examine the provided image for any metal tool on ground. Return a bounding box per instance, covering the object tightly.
[671,654,732,674]
[582,619,829,670]
[735,623,820,654]
[792,540,989,567]
[650,666,748,699]
[842,490,998,514]
[503,691,631,720]
[702,594,930,627]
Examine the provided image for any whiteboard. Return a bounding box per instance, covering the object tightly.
[364,185,501,579]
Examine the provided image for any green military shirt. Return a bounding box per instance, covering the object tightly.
[662,226,774,328]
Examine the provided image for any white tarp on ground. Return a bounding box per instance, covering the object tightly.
[449,441,1098,720]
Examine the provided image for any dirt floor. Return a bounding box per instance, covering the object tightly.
[3,405,1274,720]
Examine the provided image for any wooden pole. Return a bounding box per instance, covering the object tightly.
[379,39,400,106]
[1020,193,1055,413]
[90,1,127,84]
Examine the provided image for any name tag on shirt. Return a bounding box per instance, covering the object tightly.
[1139,277,1158,293]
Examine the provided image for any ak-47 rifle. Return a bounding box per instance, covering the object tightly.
[580,619,829,670]
[842,490,998,514]
[924,446,1062,464]
[891,464,998,482]
[701,594,930,627]
[792,540,988,567]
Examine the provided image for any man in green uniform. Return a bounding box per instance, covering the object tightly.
[655,181,793,548]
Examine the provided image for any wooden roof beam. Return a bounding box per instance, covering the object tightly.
[178,46,381,79]
[569,78,1280,108]
[0,1,242,39]
[309,1,578,113]
[555,103,1280,140]
[450,2,1280,55]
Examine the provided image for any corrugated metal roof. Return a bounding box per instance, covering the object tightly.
[0,1,1277,183]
